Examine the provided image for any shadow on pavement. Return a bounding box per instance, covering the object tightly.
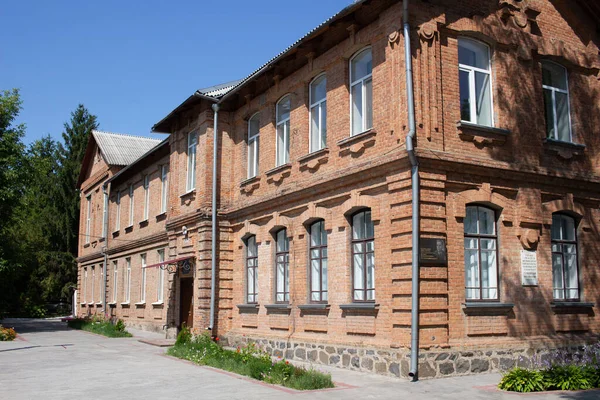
[1,318,70,334]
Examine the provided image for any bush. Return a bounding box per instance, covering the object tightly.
[175,323,192,345]
[67,316,132,338]
[167,335,334,390]
[543,365,591,391]
[0,325,17,341]
[499,368,546,393]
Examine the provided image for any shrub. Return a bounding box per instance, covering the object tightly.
[67,317,132,338]
[499,367,546,393]
[175,323,192,345]
[115,319,126,333]
[0,325,17,341]
[543,365,591,391]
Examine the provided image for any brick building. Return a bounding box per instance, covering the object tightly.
[77,0,600,379]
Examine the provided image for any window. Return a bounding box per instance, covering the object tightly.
[142,175,149,221]
[83,267,87,303]
[160,165,168,214]
[99,263,104,302]
[102,193,107,238]
[246,236,258,304]
[552,214,579,300]
[309,221,328,302]
[186,132,197,192]
[464,205,498,300]
[350,48,373,136]
[115,191,121,231]
[542,61,572,142]
[247,113,260,178]
[275,230,290,302]
[352,210,375,301]
[310,74,327,152]
[157,249,165,303]
[276,95,291,166]
[112,261,118,303]
[85,195,91,244]
[459,38,493,127]
[128,184,134,227]
[140,254,147,303]
[125,257,131,303]
[91,266,95,303]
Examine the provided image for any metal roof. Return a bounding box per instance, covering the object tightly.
[93,130,162,166]
[197,79,244,98]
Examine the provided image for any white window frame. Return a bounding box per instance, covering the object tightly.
[458,38,494,127]
[85,195,91,244]
[102,193,107,238]
[247,113,260,179]
[350,47,373,136]
[309,74,327,153]
[276,95,291,167]
[142,175,149,221]
[128,184,134,227]
[99,263,104,303]
[125,257,131,304]
[157,249,165,303]
[83,267,87,303]
[186,132,197,192]
[160,165,168,214]
[140,254,146,303]
[91,266,95,304]
[112,261,118,303]
[115,191,121,231]
[542,61,573,143]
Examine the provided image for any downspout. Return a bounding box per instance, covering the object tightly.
[209,103,220,332]
[403,0,421,382]
[102,183,109,313]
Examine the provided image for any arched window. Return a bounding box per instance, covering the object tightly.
[245,236,258,304]
[309,220,328,302]
[275,229,290,302]
[542,61,572,142]
[458,38,493,127]
[310,74,327,152]
[551,214,579,300]
[247,113,260,178]
[464,205,498,300]
[350,48,373,136]
[352,210,375,301]
[276,96,291,166]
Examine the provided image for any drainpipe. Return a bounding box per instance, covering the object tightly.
[209,103,220,333]
[403,0,421,382]
[102,183,109,313]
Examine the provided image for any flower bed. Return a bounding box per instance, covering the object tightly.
[167,327,334,390]
[0,324,17,341]
[499,344,600,393]
[67,315,132,338]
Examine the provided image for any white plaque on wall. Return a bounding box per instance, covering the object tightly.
[521,250,538,286]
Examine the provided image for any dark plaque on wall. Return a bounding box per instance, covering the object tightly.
[419,238,447,266]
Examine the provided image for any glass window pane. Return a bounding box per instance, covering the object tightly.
[310,105,320,152]
[249,115,260,137]
[563,217,576,241]
[475,71,492,127]
[310,222,320,246]
[464,238,478,249]
[310,75,326,104]
[458,39,489,70]
[277,230,288,252]
[353,212,365,239]
[277,123,289,166]
[353,242,364,254]
[551,215,562,240]
[277,96,291,122]
[464,249,479,294]
[465,206,478,234]
[247,236,256,257]
[478,207,495,235]
[565,254,578,295]
[555,92,570,142]
[543,89,555,139]
[321,102,327,149]
[311,259,320,293]
[351,83,363,135]
[552,253,564,297]
[365,78,373,130]
[354,254,364,289]
[354,290,364,301]
[322,258,328,292]
[459,69,471,122]
[542,62,567,90]
[351,49,372,82]
[365,211,374,238]
[366,253,375,290]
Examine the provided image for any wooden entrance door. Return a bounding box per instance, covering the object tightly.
[179,279,194,328]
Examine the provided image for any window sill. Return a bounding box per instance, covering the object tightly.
[112,230,120,237]
[108,302,117,308]
[180,190,196,198]
[551,301,594,309]
[298,148,329,172]
[120,302,131,307]
[156,212,167,222]
[87,302,95,306]
[240,176,261,195]
[237,304,259,314]
[139,219,149,228]
[83,243,91,248]
[340,303,379,311]
[99,237,105,243]
[265,164,292,185]
[151,301,164,308]
[265,163,292,177]
[337,129,377,153]
[95,302,103,307]
[124,225,133,233]
[298,304,330,310]
[80,302,87,307]
[462,302,514,315]
[543,138,585,159]
[135,302,146,308]
[265,304,292,314]
[457,121,510,146]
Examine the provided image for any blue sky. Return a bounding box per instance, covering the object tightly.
[2,0,352,144]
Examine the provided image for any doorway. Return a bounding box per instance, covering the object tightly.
[179,278,194,329]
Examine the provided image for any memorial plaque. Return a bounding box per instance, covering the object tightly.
[419,238,447,266]
[521,249,538,286]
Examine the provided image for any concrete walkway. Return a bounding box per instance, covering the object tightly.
[1,318,598,399]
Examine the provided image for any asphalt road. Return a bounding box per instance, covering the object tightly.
[1,318,598,400]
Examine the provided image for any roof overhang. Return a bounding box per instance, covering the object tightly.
[105,138,170,188]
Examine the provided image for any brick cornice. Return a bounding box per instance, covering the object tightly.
[165,209,211,231]
[106,232,168,256]
[77,251,104,264]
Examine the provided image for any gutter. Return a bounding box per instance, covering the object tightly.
[403,0,421,382]
[208,103,220,333]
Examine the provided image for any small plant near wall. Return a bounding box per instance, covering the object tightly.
[167,334,334,390]
[499,344,600,393]
[67,315,132,338]
[0,325,17,341]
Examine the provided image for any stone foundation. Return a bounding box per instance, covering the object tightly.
[224,334,597,379]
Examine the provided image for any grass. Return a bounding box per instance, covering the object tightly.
[67,317,132,338]
[167,332,334,391]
